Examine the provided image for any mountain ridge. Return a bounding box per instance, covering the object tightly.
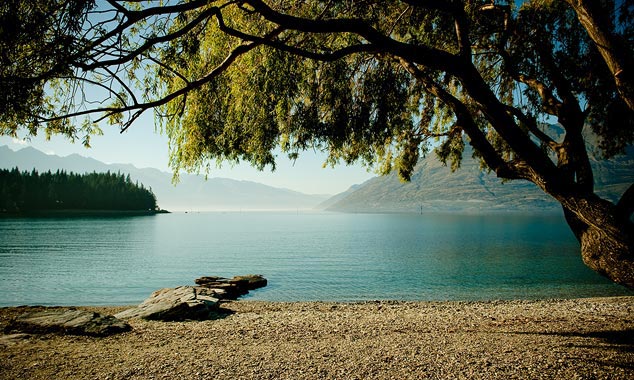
[0,145,329,211]
[323,145,633,214]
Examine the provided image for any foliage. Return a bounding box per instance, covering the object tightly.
[0,168,158,212]
[2,1,631,181]
[0,0,99,145]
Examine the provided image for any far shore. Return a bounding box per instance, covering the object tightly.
[0,209,170,218]
[1,297,633,379]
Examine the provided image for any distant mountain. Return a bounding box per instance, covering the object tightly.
[0,145,329,211]
[315,184,361,210]
[323,145,633,214]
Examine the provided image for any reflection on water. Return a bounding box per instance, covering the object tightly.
[0,212,630,306]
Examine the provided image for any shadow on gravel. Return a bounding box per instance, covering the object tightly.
[507,328,634,372]
[584,329,634,349]
[512,328,634,353]
[204,307,236,321]
[140,306,236,322]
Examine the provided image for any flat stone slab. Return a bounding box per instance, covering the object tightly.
[195,274,267,299]
[5,308,130,337]
[115,286,219,321]
[231,274,268,290]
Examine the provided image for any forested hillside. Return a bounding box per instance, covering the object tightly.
[0,169,158,213]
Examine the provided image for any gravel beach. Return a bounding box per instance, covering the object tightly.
[1,297,633,379]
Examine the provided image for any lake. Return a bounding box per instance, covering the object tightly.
[0,212,630,306]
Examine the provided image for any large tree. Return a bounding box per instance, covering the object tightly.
[1,0,633,286]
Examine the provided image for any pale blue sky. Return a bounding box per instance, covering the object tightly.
[0,116,375,195]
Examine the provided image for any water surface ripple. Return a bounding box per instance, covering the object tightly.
[0,212,630,306]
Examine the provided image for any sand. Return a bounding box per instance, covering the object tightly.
[1,297,633,379]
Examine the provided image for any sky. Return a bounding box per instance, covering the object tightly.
[0,114,375,195]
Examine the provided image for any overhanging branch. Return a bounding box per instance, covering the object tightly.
[399,59,522,181]
[78,5,219,70]
[564,0,634,111]
[504,105,559,151]
[38,30,281,130]
[212,7,379,62]
[243,0,462,73]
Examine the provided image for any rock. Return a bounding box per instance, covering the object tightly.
[195,274,267,299]
[202,282,246,299]
[115,275,266,322]
[195,286,229,299]
[114,286,219,321]
[194,279,242,300]
[5,308,130,337]
[232,274,268,290]
[194,276,224,285]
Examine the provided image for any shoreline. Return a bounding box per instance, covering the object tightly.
[2,297,633,379]
[0,209,170,218]
[1,293,633,308]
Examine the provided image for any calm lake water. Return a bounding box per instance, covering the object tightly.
[0,212,630,306]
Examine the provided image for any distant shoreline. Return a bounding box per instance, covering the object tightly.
[0,209,170,218]
[324,208,565,215]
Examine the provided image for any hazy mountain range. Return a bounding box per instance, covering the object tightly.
[0,145,329,211]
[2,137,631,214]
[322,144,633,213]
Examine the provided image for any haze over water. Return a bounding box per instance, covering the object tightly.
[0,212,630,306]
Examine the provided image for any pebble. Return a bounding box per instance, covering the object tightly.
[0,297,633,379]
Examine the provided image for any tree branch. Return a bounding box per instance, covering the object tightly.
[521,77,561,116]
[564,0,634,111]
[399,59,521,181]
[533,36,585,131]
[503,105,559,151]
[243,0,462,73]
[212,7,380,61]
[455,58,563,185]
[76,1,217,68]
[79,5,218,70]
[400,0,461,14]
[264,42,380,62]
[402,0,472,59]
[101,65,138,106]
[38,30,280,129]
[529,34,594,193]
[105,0,130,16]
[490,10,565,120]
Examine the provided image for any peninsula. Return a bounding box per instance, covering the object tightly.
[0,168,165,215]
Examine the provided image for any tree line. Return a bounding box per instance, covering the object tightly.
[0,168,158,213]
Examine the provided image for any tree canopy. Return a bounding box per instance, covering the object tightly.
[0,168,158,212]
[1,0,633,286]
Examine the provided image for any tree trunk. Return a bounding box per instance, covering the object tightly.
[578,224,634,287]
[562,196,634,288]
